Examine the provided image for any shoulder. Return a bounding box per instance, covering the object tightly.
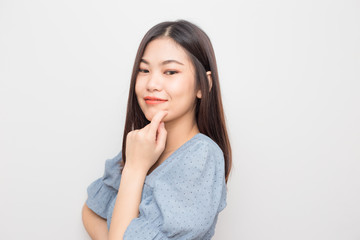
[160,133,224,183]
[190,133,224,158]
[180,133,224,169]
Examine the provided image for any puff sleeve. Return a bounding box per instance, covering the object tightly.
[86,151,122,219]
[123,139,227,240]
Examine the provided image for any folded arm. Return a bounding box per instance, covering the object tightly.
[82,203,109,240]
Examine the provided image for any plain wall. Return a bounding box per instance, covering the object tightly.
[0,0,359,239]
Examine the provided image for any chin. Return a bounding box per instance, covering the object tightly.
[143,111,156,121]
[144,113,152,122]
[143,111,168,122]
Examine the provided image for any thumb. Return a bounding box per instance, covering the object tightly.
[156,122,167,152]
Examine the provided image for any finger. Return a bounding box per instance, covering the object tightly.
[156,122,167,152]
[148,111,168,138]
[155,120,164,140]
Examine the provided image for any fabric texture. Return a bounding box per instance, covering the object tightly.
[86,133,227,240]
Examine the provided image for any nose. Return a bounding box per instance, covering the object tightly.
[146,71,163,92]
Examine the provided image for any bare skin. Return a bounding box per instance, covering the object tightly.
[108,110,169,239]
[82,204,108,240]
[82,110,199,240]
[82,37,212,240]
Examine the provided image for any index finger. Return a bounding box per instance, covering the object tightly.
[148,111,168,137]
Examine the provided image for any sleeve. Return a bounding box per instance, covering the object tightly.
[85,150,122,219]
[123,141,227,240]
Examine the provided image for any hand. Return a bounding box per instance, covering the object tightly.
[125,111,168,173]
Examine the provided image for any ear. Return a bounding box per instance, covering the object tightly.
[196,71,213,99]
[206,71,213,92]
[196,89,202,99]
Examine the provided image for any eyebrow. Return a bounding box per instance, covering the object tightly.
[140,59,184,66]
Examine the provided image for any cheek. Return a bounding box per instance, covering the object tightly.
[135,79,143,97]
[169,76,196,98]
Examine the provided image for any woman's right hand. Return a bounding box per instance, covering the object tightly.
[124,110,168,173]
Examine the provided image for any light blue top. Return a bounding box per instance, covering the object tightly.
[86,133,227,240]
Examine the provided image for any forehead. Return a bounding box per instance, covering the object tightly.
[141,37,191,64]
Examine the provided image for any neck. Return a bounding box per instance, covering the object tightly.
[163,120,199,155]
[147,110,199,175]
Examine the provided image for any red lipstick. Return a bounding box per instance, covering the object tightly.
[144,96,168,105]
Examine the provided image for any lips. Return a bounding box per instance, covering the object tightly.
[144,96,168,105]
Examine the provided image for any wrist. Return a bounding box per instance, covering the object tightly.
[123,163,148,177]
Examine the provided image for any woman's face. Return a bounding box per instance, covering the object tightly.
[135,37,200,124]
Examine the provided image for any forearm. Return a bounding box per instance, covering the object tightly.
[82,203,108,240]
[108,165,147,240]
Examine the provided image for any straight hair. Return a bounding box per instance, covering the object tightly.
[121,20,232,183]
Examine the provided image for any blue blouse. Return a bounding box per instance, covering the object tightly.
[86,133,227,240]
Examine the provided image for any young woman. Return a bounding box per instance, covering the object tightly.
[82,19,232,240]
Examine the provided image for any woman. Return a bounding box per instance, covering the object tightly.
[82,19,232,240]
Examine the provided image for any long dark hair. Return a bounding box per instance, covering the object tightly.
[121,20,232,183]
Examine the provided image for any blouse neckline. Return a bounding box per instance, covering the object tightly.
[144,132,204,186]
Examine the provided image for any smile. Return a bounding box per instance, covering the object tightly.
[144,96,168,105]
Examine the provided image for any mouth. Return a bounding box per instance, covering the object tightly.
[144,96,168,105]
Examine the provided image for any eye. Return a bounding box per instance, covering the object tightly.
[138,68,149,73]
[164,70,178,75]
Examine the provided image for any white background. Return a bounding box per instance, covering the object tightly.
[0,0,359,239]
